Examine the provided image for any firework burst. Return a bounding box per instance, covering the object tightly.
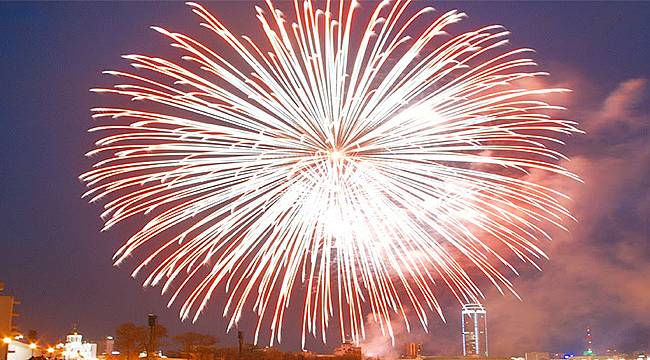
[81,0,580,347]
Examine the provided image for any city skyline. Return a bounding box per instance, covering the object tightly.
[1,1,649,357]
[0,302,629,359]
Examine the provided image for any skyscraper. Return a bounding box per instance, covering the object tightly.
[583,327,593,355]
[406,343,422,358]
[462,303,488,357]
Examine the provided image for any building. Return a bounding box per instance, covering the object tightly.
[526,352,551,360]
[333,340,361,358]
[583,327,593,356]
[419,356,510,360]
[63,328,97,360]
[296,341,362,359]
[461,303,488,357]
[406,343,422,358]
[101,336,115,356]
[564,355,643,360]
[0,296,15,360]
[6,339,41,360]
[1,283,19,360]
[97,336,120,360]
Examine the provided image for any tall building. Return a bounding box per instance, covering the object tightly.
[461,303,488,357]
[583,327,593,355]
[406,343,422,358]
[1,283,19,360]
[100,336,114,357]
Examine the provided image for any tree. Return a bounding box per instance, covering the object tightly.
[115,323,146,360]
[173,332,217,360]
[27,330,38,342]
[114,321,168,360]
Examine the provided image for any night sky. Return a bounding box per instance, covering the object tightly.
[1,1,649,357]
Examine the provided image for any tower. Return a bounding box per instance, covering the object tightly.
[237,331,244,358]
[583,327,593,355]
[147,314,157,360]
[462,303,488,357]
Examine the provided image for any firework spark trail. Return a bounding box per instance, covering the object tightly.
[81,0,581,347]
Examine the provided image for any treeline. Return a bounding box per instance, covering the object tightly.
[110,322,358,360]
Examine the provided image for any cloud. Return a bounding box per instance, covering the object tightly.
[592,78,648,131]
[356,76,648,358]
[481,77,650,355]
[358,310,459,358]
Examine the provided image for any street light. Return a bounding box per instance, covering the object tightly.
[3,337,12,360]
[29,343,37,357]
